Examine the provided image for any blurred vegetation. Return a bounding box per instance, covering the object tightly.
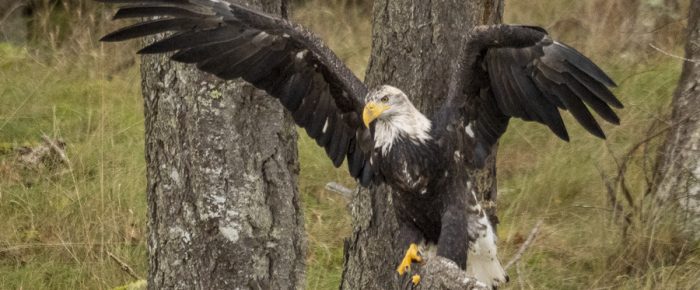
[0,0,698,289]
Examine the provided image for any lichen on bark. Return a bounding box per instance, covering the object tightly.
[140,1,305,289]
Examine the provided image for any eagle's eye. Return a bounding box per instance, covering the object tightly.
[380,96,389,103]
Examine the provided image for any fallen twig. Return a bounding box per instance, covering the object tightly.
[504,220,543,271]
[325,182,354,200]
[570,204,613,212]
[649,43,699,63]
[107,251,142,280]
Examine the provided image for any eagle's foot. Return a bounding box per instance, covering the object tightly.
[411,274,421,285]
[396,243,422,275]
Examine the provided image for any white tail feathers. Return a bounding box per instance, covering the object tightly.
[466,210,508,289]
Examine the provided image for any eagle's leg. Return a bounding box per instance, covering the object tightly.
[436,205,469,268]
[395,222,424,277]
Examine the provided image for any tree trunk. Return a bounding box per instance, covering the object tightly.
[140,1,305,289]
[654,0,700,241]
[341,1,503,289]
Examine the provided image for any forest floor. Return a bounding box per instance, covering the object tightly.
[1,0,698,289]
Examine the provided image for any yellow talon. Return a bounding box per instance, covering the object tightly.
[396,243,422,275]
[412,274,421,285]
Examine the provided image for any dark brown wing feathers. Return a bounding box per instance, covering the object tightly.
[100,0,375,185]
[456,25,622,144]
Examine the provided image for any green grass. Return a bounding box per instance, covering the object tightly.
[492,53,700,289]
[0,42,147,289]
[1,0,699,289]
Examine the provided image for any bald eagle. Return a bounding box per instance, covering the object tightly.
[100,0,622,288]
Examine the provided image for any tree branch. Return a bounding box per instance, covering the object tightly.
[107,251,142,281]
[325,182,354,200]
[504,220,543,271]
[411,257,488,290]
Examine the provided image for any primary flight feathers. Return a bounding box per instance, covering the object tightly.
[485,39,621,141]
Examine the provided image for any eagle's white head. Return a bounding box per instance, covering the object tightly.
[363,85,432,155]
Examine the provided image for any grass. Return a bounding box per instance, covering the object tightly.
[0,42,147,289]
[1,0,699,289]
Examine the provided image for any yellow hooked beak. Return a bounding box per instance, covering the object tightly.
[362,102,390,128]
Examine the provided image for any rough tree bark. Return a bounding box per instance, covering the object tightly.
[140,1,305,289]
[654,0,700,241]
[341,1,504,289]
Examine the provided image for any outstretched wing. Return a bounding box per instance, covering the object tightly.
[99,0,376,185]
[449,25,622,152]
